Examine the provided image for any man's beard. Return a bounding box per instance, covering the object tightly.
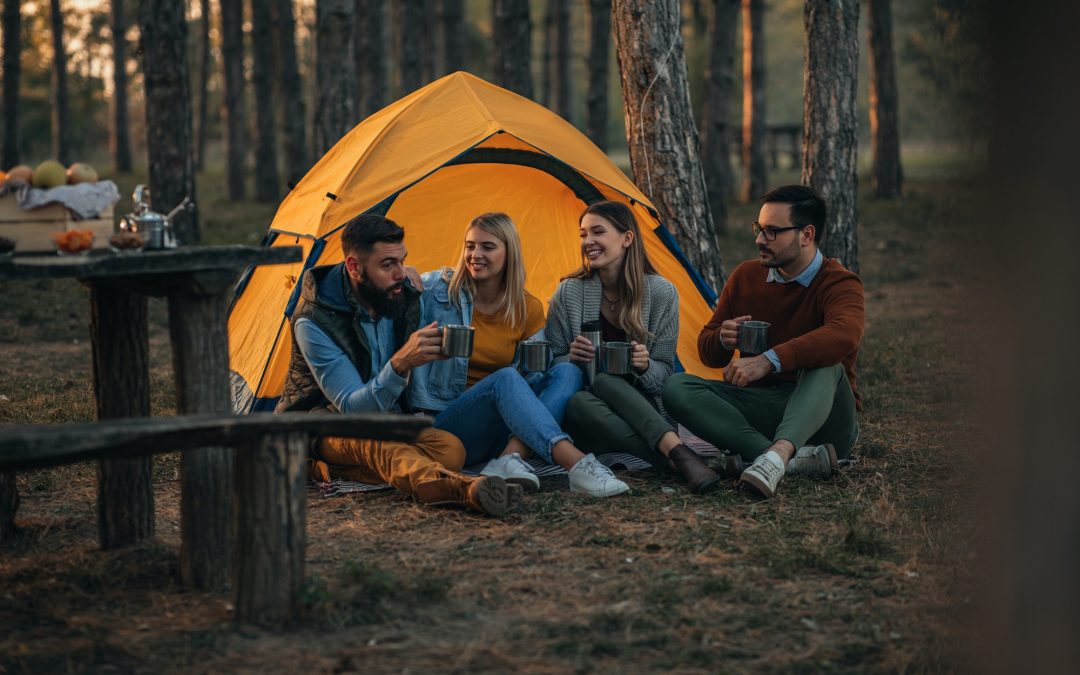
[358,277,406,319]
[758,240,799,269]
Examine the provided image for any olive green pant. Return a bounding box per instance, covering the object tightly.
[563,373,674,470]
[661,364,858,462]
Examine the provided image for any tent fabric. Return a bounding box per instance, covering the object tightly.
[229,71,719,414]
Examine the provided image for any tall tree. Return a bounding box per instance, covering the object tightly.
[393,0,424,96]
[867,0,902,198]
[421,0,437,84]
[111,0,132,172]
[541,0,570,117]
[585,0,610,151]
[49,0,71,165]
[315,0,357,154]
[356,0,387,118]
[541,1,553,106]
[138,0,198,244]
[699,0,739,233]
[220,0,247,199]
[438,0,464,75]
[740,0,766,201]
[251,0,279,202]
[612,0,726,292]
[492,0,532,99]
[2,0,21,167]
[802,0,860,272]
[276,0,308,187]
[195,0,210,171]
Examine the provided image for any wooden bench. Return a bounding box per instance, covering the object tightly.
[0,412,431,628]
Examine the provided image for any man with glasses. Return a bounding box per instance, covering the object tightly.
[663,185,864,498]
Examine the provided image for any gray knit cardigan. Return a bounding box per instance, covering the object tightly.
[545,273,680,395]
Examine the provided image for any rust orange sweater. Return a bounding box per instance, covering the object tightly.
[698,256,864,408]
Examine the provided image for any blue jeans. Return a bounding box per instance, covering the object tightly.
[434,363,581,466]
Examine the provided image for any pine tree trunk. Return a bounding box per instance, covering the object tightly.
[220,0,247,199]
[541,1,553,106]
[868,0,902,199]
[439,0,464,75]
[50,0,71,165]
[393,0,424,96]
[251,0,280,202]
[139,0,199,244]
[315,0,357,154]
[552,0,570,119]
[421,0,437,84]
[2,0,21,168]
[492,0,532,99]
[585,0,610,151]
[699,0,739,233]
[276,0,308,188]
[111,0,132,173]
[195,0,211,171]
[740,0,766,202]
[612,0,726,292]
[356,0,387,118]
[802,0,859,272]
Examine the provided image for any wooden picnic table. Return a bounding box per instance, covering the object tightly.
[0,245,300,589]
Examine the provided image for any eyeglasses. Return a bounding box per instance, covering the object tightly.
[752,222,805,241]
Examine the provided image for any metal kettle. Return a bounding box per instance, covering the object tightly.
[119,185,192,250]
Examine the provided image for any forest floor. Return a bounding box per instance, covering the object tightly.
[0,163,988,673]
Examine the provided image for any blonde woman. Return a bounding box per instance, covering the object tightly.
[407,213,629,497]
[546,201,721,494]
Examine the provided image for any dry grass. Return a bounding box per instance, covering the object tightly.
[0,173,986,672]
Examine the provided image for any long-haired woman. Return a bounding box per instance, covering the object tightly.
[545,201,720,494]
[408,212,629,497]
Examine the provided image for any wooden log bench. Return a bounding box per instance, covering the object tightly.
[0,411,431,628]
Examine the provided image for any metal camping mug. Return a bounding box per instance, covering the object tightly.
[737,320,771,357]
[600,341,633,375]
[580,320,602,387]
[441,324,475,357]
[519,340,552,373]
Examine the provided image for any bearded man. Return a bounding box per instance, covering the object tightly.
[663,185,865,498]
[276,214,521,516]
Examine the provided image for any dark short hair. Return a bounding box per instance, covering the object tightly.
[760,185,826,242]
[340,213,404,256]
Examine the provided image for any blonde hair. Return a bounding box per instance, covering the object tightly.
[448,212,528,331]
[564,201,657,341]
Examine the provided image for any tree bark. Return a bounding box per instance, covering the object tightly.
[492,0,532,99]
[439,0,464,75]
[802,0,860,272]
[541,1,553,106]
[49,0,71,165]
[356,0,388,118]
[0,472,17,542]
[868,0,902,199]
[552,0,570,119]
[612,0,726,292]
[139,0,199,244]
[699,0,739,233]
[421,0,437,84]
[234,432,308,628]
[2,0,21,168]
[251,0,280,202]
[195,0,211,171]
[275,0,308,188]
[169,291,234,591]
[220,0,247,199]
[111,0,132,173]
[740,0,766,201]
[90,287,153,549]
[392,0,425,97]
[585,0,610,151]
[315,0,357,155]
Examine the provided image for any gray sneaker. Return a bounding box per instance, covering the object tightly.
[786,444,838,479]
[568,454,630,497]
[481,452,541,492]
[740,454,785,498]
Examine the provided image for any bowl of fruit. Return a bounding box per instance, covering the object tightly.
[109,231,145,254]
[50,230,96,255]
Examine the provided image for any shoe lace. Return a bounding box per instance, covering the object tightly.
[754,458,782,481]
[584,458,614,482]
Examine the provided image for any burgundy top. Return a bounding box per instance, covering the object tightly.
[600,312,627,343]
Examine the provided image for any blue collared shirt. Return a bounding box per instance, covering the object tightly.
[761,250,824,372]
[293,308,408,413]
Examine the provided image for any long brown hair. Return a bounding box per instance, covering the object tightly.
[564,201,657,341]
[448,212,528,330]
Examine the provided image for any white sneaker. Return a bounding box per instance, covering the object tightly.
[786,444,838,479]
[480,453,540,492]
[568,454,630,497]
[740,453,785,498]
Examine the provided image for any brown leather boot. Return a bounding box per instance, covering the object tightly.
[415,472,523,517]
[668,445,722,494]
